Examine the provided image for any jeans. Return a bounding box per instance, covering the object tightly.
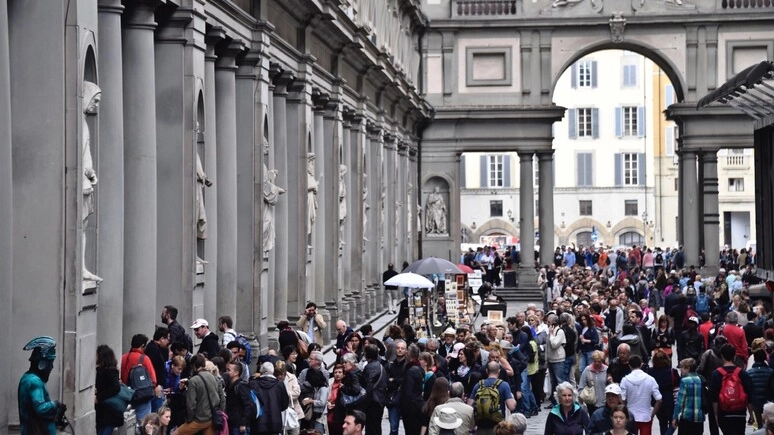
[387,406,402,435]
[97,426,116,435]
[562,355,576,386]
[579,351,594,376]
[230,427,250,435]
[151,395,164,413]
[547,361,565,404]
[133,400,152,423]
[516,369,537,413]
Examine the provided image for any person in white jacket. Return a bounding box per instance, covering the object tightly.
[545,314,567,408]
[620,355,662,435]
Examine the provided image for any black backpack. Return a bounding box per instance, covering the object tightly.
[128,355,154,404]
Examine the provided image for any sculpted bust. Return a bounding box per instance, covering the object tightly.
[82,81,102,283]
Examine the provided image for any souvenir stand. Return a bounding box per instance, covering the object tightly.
[445,273,474,329]
[408,286,432,339]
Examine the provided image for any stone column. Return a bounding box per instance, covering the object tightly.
[0,0,13,426]
[96,0,125,352]
[362,124,375,317]
[701,150,720,274]
[408,147,418,262]
[312,93,328,307]
[270,66,294,324]
[155,10,196,321]
[202,28,224,324]
[214,39,245,323]
[519,151,536,279]
[396,143,408,266]
[349,114,365,324]
[384,134,397,267]
[681,151,700,267]
[286,81,309,322]
[122,1,160,339]
[538,151,555,266]
[235,51,259,334]
[323,98,341,339]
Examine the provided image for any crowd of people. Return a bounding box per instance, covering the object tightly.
[90,241,774,435]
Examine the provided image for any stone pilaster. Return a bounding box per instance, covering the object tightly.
[369,124,386,310]
[215,38,246,323]
[0,0,12,427]
[519,152,536,280]
[349,113,365,324]
[270,64,294,324]
[397,142,408,265]
[681,151,700,267]
[122,0,161,340]
[312,91,330,339]
[701,150,720,275]
[538,151,555,266]
[383,133,397,268]
[235,51,260,335]
[96,0,125,353]
[340,108,354,324]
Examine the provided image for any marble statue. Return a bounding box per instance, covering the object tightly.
[380,184,386,249]
[362,173,369,244]
[307,154,319,236]
[425,186,447,235]
[338,165,347,249]
[262,137,285,253]
[82,81,102,283]
[195,148,212,240]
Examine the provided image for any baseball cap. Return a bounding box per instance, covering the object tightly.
[448,342,465,358]
[688,316,699,324]
[605,383,622,395]
[191,318,208,329]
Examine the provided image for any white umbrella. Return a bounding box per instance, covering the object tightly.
[384,272,435,289]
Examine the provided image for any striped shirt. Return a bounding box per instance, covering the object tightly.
[673,373,705,423]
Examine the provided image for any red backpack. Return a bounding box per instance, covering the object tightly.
[717,366,747,412]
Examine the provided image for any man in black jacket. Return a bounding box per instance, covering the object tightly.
[251,362,290,435]
[145,327,170,412]
[362,344,388,435]
[225,361,255,434]
[386,339,407,435]
[161,305,191,352]
[191,318,220,359]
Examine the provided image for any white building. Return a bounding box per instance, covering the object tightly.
[460,50,755,253]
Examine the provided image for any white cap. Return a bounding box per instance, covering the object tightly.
[605,383,622,395]
[448,342,465,358]
[688,316,700,324]
[190,318,209,329]
[443,327,456,336]
[433,407,463,430]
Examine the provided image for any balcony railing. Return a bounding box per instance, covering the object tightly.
[455,0,518,17]
[720,0,774,9]
[726,155,746,166]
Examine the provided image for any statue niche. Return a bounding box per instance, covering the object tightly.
[82,81,102,283]
[263,137,286,253]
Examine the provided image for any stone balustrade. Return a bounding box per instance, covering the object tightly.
[454,0,518,17]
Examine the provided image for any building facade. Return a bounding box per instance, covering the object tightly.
[0,0,427,429]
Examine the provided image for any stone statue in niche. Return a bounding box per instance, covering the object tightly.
[338,165,347,249]
[362,173,369,244]
[195,124,212,241]
[407,182,413,234]
[425,186,448,235]
[82,81,102,283]
[307,154,319,236]
[262,137,285,253]
[380,184,385,249]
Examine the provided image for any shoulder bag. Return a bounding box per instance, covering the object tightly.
[579,376,596,405]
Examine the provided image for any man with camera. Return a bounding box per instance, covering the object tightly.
[296,302,326,345]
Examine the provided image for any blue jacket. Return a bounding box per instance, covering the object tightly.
[747,361,774,406]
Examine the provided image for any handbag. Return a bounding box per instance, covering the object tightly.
[340,387,366,407]
[296,332,309,358]
[283,406,301,430]
[579,377,596,405]
[103,383,134,413]
[199,374,229,435]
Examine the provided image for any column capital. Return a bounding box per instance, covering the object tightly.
[537,150,555,161]
[342,106,356,124]
[205,26,227,60]
[236,51,261,80]
[518,150,535,162]
[215,39,247,71]
[270,63,296,92]
[312,89,331,112]
[123,0,162,30]
[97,0,124,15]
[698,149,719,161]
[155,7,194,44]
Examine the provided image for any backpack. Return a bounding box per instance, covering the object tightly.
[127,355,154,404]
[717,366,748,412]
[184,332,194,354]
[682,308,698,329]
[474,379,504,425]
[234,334,253,365]
[695,293,710,314]
[250,388,263,419]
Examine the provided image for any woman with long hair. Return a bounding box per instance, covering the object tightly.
[95,344,124,435]
[650,350,679,435]
[450,345,483,397]
[275,360,304,435]
[578,313,600,374]
[326,364,346,435]
[157,405,171,435]
[651,315,674,362]
[400,344,430,434]
[421,377,450,435]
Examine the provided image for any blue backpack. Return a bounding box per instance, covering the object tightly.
[696,293,710,314]
[235,334,253,365]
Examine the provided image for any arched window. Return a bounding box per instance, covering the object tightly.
[619,231,644,246]
[576,231,592,248]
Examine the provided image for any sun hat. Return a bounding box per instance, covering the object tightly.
[443,327,456,336]
[433,407,463,430]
